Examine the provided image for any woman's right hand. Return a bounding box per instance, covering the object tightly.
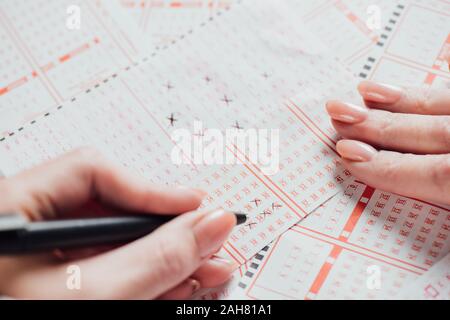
[0,147,236,299]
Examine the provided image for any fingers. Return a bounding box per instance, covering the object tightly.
[358,80,450,115]
[325,100,368,124]
[0,209,236,299]
[327,82,450,205]
[327,101,450,154]
[1,147,205,219]
[76,209,236,299]
[191,256,235,288]
[158,257,235,299]
[336,140,450,205]
[158,278,200,300]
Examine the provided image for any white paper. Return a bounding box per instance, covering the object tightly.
[231,182,450,299]
[0,0,358,265]
[0,0,151,134]
[398,252,450,300]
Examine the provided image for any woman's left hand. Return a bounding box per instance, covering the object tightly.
[326,80,450,205]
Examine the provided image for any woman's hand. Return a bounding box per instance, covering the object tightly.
[326,80,450,205]
[0,147,236,299]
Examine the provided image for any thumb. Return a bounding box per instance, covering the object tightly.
[76,209,236,299]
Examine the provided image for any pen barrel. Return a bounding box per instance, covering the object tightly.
[0,215,172,254]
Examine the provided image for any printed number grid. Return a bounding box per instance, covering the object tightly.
[0,0,357,263]
[357,0,450,88]
[233,182,450,299]
[0,0,148,134]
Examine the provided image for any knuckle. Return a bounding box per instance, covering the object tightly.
[154,235,196,278]
[431,156,450,193]
[72,147,104,170]
[0,179,15,210]
[407,88,432,114]
[377,151,402,180]
[435,117,450,151]
[376,112,397,145]
[74,146,103,162]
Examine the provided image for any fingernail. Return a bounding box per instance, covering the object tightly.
[192,188,208,198]
[176,186,207,199]
[358,81,402,104]
[326,101,368,123]
[194,209,236,258]
[336,140,377,162]
[188,278,201,292]
[210,256,237,271]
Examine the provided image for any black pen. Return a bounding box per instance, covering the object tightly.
[0,212,247,255]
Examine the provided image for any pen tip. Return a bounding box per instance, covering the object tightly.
[234,212,247,225]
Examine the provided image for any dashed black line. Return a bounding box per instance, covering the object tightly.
[0,1,246,143]
[237,245,271,290]
[358,3,406,79]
